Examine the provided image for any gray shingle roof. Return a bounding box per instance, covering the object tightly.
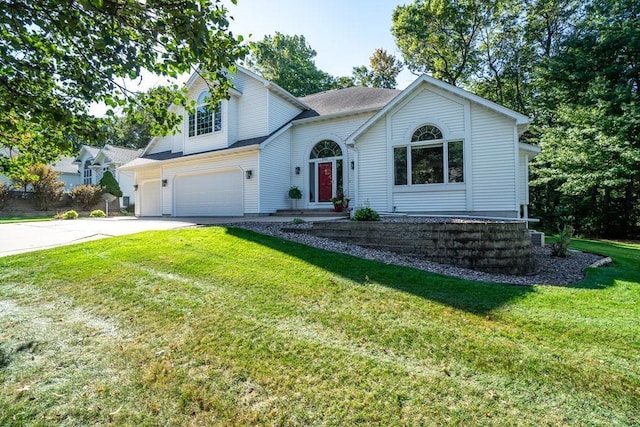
[52,156,78,174]
[298,86,401,117]
[83,145,101,158]
[100,145,143,165]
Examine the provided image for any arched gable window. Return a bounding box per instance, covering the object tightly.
[411,125,443,142]
[394,124,464,186]
[188,91,222,137]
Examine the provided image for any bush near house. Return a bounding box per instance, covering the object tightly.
[26,164,64,210]
[353,206,380,221]
[60,210,78,220]
[71,185,103,211]
[90,209,106,218]
[98,171,122,197]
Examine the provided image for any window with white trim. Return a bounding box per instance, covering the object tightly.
[394,125,464,186]
[188,91,221,137]
[83,160,92,185]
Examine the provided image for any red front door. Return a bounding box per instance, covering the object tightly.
[318,162,333,202]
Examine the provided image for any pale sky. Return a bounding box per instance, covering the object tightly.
[226,0,414,89]
[91,0,413,116]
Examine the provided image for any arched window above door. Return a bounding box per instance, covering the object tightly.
[310,140,342,159]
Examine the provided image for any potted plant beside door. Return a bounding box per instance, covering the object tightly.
[288,186,302,210]
[331,193,350,212]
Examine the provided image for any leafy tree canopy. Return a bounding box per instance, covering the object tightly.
[352,48,403,89]
[391,0,488,86]
[0,0,247,176]
[530,0,640,236]
[245,32,336,97]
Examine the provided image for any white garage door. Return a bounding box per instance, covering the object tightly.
[140,180,162,216]
[174,170,243,216]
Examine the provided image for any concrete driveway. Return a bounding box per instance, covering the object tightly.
[0,217,204,257]
[0,215,337,257]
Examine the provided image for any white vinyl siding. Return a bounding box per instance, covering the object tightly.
[235,74,269,141]
[149,136,171,154]
[260,131,292,213]
[268,92,302,133]
[391,88,465,142]
[116,169,135,208]
[355,119,389,212]
[160,151,259,215]
[393,189,466,212]
[471,105,517,212]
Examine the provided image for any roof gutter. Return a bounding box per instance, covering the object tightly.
[120,144,260,171]
[292,107,380,126]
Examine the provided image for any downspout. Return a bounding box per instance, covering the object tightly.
[352,147,359,218]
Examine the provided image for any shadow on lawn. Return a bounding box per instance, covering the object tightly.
[224,227,536,316]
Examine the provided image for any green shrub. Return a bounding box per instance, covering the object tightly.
[71,185,103,210]
[125,203,135,213]
[353,206,380,221]
[291,218,305,225]
[551,225,574,258]
[90,209,106,218]
[99,171,123,197]
[62,210,78,220]
[0,182,10,209]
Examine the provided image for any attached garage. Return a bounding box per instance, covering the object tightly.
[140,180,162,216]
[173,169,244,216]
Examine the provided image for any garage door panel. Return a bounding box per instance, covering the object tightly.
[174,170,243,216]
[141,180,162,216]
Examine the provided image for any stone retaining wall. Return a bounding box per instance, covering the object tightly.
[294,220,537,275]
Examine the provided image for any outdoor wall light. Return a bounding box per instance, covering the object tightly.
[246,170,253,179]
[295,166,301,175]
[162,179,168,187]
[133,184,138,191]
[350,161,355,170]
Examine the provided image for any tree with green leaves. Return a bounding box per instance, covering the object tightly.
[530,0,640,237]
[392,0,489,86]
[1,0,247,177]
[100,86,182,150]
[99,171,123,198]
[352,48,403,89]
[245,32,336,97]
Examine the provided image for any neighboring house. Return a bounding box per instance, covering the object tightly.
[121,66,540,219]
[51,156,82,191]
[74,144,142,208]
[0,148,80,191]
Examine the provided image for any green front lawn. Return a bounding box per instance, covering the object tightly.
[0,216,53,223]
[0,228,638,426]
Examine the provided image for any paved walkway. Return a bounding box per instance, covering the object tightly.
[0,216,337,257]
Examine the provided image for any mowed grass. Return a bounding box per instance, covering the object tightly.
[0,216,53,223]
[0,227,638,426]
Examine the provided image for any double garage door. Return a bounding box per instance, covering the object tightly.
[173,170,243,216]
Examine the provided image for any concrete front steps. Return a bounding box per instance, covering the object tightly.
[272,209,350,218]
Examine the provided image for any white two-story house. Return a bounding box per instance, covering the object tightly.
[121,66,540,219]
